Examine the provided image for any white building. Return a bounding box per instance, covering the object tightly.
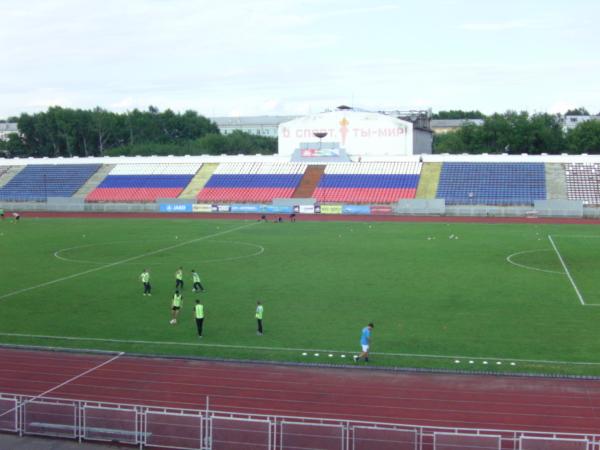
[563,115,600,132]
[278,109,423,157]
[0,123,18,141]
[211,116,298,138]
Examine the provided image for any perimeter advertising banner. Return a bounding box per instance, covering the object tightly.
[211,204,231,212]
[263,205,293,214]
[193,204,213,213]
[298,205,315,214]
[370,205,393,215]
[342,205,371,215]
[159,204,193,213]
[320,205,343,214]
[231,204,261,213]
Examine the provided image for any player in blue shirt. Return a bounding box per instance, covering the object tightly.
[353,323,374,363]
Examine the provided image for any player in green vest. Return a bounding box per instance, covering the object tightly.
[175,267,184,290]
[194,299,204,338]
[170,290,183,324]
[191,270,205,292]
[255,301,264,336]
[139,269,151,296]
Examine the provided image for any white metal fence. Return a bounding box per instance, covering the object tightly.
[1,392,599,450]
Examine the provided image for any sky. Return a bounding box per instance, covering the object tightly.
[0,0,599,118]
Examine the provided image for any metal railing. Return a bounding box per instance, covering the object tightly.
[1,392,599,449]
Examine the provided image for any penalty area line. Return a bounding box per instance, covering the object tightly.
[1,332,600,367]
[0,221,258,302]
[548,235,585,306]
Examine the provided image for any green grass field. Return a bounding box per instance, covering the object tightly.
[1,216,600,376]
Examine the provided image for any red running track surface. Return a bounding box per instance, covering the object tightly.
[2,347,600,434]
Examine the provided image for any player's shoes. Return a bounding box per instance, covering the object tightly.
[169,319,176,325]
[353,355,358,363]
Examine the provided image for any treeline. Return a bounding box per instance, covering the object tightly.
[0,106,277,157]
[434,111,600,154]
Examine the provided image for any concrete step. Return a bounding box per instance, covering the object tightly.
[0,165,25,188]
[545,163,567,200]
[179,163,219,199]
[415,162,442,199]
[73,164,114,199]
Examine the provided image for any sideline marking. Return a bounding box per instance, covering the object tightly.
[0,222,258,301]
[1,332,599,367]
[0,351,124,420]
[506,249,564,275]
[54,239,265,266]
[548,235,585,306]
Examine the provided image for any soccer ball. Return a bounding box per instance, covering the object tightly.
[169,319,176,325]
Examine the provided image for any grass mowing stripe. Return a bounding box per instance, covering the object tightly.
[0,351,124,420]
[0,221,258,302]
[548,234,585,306]
[3,332,600,367]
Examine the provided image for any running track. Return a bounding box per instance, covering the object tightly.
[2,347,600,434]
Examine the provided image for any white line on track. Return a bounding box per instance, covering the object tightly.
[1,332,599,367]
[548,234,585,306]
[0,222,258,301]
[0,351,124,419]
[505,249,564,274]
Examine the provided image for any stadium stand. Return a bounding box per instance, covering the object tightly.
[565,163,600,205]
[197,162,306,202]
[313,162,421,203]
[0,166,8,178]
[86,163,201,202]
[436,162,546,205]
[0,164,100,202]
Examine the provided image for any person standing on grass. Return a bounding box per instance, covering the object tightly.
[175,267,184,290]
[194,299,204,338]
[170,290,183,324]
[353,323,374,363]
[255,301,264,335]
[140,269,151,296]
[191,270,205,292]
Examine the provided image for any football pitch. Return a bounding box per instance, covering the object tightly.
[1,216,600,376]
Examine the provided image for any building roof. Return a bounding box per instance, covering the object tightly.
[211,116,299,127]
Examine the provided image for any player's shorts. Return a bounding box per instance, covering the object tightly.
[172,306,180,311]
[361,345,369,352]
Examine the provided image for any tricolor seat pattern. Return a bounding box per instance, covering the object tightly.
[436,162,546,205]
[313,162,421,203]
[86,163,201,202]
[197,162,306,202]
[0,164,100,201]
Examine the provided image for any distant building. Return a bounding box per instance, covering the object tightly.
[430,119,484,134]
[0,123,18,141]
[563,115,600,132]
[211,116,298,138]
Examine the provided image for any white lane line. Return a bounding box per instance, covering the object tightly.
[0,222,258,301]
[0,351,124,419]
[548,235,585,306]
[1,332,599,367]
[506,249,564,275]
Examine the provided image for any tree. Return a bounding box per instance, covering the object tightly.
[432,110,486,120]
[564,107,590,116]
[566,120,600,154]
